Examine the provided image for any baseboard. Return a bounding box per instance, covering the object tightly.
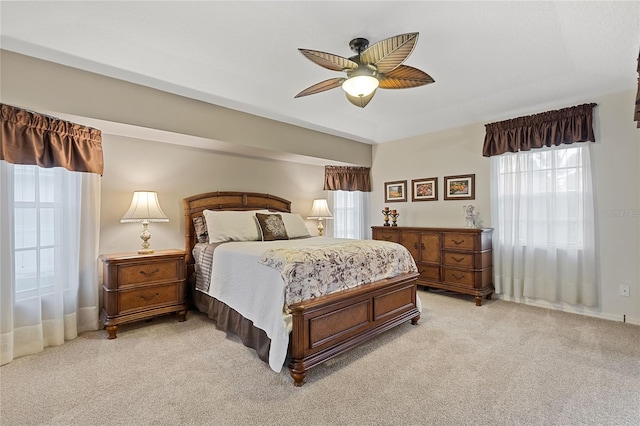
[494,294,640,325]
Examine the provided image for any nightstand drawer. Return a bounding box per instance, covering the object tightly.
[116,260,179,287]
[118,283,180,313]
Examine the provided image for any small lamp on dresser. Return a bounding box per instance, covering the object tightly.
[307,199,333,236]
[120,191,169,254]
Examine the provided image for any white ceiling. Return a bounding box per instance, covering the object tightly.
[1,1,639,145]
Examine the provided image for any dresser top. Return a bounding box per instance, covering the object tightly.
[372,226,493,233]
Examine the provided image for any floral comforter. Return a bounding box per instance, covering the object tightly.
[258,239,417,305]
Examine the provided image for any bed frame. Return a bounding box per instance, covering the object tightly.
[183,191,420,386]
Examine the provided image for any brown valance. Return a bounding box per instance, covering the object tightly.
[482,103,597,157]
[324,166,371,192]
[1,104,104,175]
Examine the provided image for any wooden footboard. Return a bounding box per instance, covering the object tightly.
[287,271,420,386]
[183,192,422,387]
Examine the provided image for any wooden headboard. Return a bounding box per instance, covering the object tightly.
[182,191,292,265]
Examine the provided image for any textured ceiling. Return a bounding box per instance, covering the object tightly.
[1,1,639,144]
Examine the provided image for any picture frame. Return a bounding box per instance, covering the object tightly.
[411,177,438,201]
[384,180,407,202]
[444,174,475,200]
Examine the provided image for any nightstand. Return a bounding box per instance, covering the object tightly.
[100,249,188,339]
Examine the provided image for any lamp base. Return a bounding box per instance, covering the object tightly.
[317,220,324,237]
[138,221,154,254]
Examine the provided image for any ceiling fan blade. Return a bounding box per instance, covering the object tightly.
[378,65,435,89]
[345,89,376,108]
[360,32,419,74]
[294,78,345,98]
[298,49,359,72]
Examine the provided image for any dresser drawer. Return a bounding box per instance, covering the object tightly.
[117,283,180,313]
[116,260,179,287]
[416,264,440,282]
[443,251,474,268]
[372,229,400,243]
[442,233,475,250]
[443,268,475,288]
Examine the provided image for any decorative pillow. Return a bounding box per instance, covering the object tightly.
[203,209,270,243]
[192,215,208,243]
[280,213,312,238]
[256,213,289,241]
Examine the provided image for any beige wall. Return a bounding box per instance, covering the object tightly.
[0,49,369,261]
[373,90,640,324]
[372,122,491,228]
[100,134,327,255]
[0,50,372,167]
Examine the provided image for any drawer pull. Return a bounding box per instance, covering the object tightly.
[139,268,160,278]
[421,243,425,250]
[382,236,392,241]
[451,239,465,245]
[452,256,465,263]
[413,242,419,249]
[139,292,160,302]
[452,273,465,280]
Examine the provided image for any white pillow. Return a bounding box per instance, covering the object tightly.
[203,209,270,243]
[280,213,312,238]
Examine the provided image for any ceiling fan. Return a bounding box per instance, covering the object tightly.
[295,32,435,108]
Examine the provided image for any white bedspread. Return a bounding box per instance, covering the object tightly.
[204,237,421,372]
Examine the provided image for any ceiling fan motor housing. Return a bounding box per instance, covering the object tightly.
[349,38,369,54]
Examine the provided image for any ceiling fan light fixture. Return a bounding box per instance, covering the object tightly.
[341,75,379,98]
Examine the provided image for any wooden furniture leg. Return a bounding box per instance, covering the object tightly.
[177,310,187,322]
[105,325,118,339]
[289,362,307,387]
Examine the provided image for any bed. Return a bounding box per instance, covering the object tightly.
[183,191,420,386]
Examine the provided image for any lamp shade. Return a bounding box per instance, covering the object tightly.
[120,191,169,223]
[342,75,379,98]
[307,199,333,219]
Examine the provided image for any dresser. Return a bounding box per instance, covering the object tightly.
[372,227,494,306]
[100,249,188,339]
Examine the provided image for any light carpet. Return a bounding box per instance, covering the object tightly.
[1,290,639,426]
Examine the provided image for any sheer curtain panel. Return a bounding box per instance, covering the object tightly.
[490,144,597,305]
[485,104,598,307]
[0,105,102,365]
[327,191,371,239]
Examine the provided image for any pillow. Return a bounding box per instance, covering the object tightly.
[192,215,208,243]
[280,213,312,238]
[255,213,289,241]
[203,209,270,243]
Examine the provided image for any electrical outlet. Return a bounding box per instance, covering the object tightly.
[619,285,630,297]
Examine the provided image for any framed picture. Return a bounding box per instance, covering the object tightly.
[411,177,438,201]
[444,174,475,200]
[384,180,407,202]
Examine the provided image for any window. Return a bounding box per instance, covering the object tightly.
[1,161,101,365]
[13,165,60,299]
[490,143,597,305]
[493,144,590,248]
[327,191,370,239]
